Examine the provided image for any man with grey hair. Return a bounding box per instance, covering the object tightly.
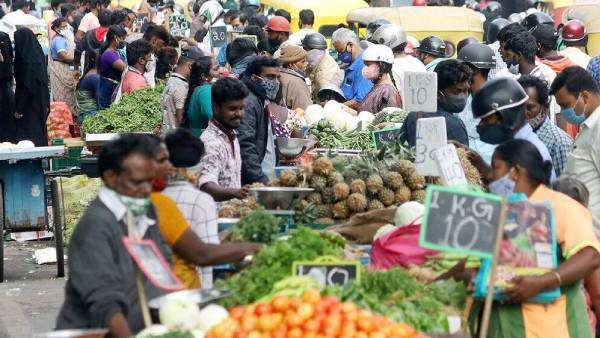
[332,28,373,109]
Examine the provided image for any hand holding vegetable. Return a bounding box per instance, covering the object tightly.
[503,275,552,303]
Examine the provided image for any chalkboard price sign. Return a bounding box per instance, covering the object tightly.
[209,26,228,48]
[292,256,361,287]
[371,126,402,150]
[122,238,184,291]
[168,14,190,37]
[420,185,504,258]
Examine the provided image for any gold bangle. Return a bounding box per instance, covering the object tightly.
[553,271,562,287]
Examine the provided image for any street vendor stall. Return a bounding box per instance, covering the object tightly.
[347,6,484,56]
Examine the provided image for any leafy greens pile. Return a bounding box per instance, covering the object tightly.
[218,227,344,307]
[81,83,165,133]
[324,268,467,334]
[231,207,281,244]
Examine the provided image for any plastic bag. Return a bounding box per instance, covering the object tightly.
[370,224,439,270]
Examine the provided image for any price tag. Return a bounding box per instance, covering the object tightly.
[293,256,361,287]
[403,72,437,112]
[420,185,503,258]
[167,14,190,37]
[415,116,447,176]
[135,13,149,30]
[432,144,467,187]
[122,238,184,291]
[371,125,402,150]
[209,26,228,48]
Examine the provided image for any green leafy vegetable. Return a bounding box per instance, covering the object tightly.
[231,207,281,244]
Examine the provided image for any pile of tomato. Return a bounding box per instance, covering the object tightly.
[206,290,426,338]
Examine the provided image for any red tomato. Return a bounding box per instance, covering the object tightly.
[271,296,290,313]
[241,315,259,331]
[357,318,376,333]
[320,296,340,309]
[271,324,288,338]
[229,306,245,320]
[246,331,262,338]
[233,329,248,338]
[288,328,303,338]
[302,333,318,338]
[255,303,273,316]
[258,314,278,332]
[285,311,303,328]
[303,289,322,304]
[297,303,315,320]
[289,298,301,310]
[303,319,321,332]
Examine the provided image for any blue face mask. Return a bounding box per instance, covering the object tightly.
[338,44,353,64]
[489,173,515,198]
[560,95,587,125]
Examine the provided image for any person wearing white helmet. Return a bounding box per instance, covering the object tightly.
[358,44,402,114]
[371,24,424,108]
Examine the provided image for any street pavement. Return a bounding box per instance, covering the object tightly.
[0,241,67,338]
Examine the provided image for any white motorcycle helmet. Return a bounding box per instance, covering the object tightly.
[362,44,395,65]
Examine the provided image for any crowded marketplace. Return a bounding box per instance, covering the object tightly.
[0,0,600,336]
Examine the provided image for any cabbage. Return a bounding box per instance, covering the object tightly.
[358,111,375,126]
[344,115,360,131]
[135,325,169,337]
[159,299,201,331]
[196,304,229,332]
[16,140,35,148]
[305,104,325,126]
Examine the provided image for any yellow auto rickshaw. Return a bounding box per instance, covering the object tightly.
[561,4,600,57]
[260,0,369,38]
[346,6,484,56]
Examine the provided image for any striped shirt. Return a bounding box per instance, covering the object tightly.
[533,117,573,177]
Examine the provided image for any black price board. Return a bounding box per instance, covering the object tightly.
[371,126,402,150]
[292,256,361,287]
[209,26,227,48]
[420,185,503,258]
[122,237,184,291]
[168,14,190,37]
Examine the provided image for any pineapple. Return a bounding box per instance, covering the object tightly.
[350,179,367,194]
[295,199,310,211]
[280,170,298,187]
[383,171,404,190]
[313,157,334,176]
[333,200,349,219]
[391,159,416,179]
[321,187,336,204]
[270,178,281,187]
[343,169,359,182]
[218,205,237,218]
[296,166,313,186]
[347,193,367,212]
[333,182,350,201]
[456,148,483,186]
[366,174,384,194]
[368,199,385,211]
[327,171,345,186]
[395,186,412,204]
[315,217,335,225]
[306,192,323,205]
[406,174,426,190]
[315,204,333,218]
[379,188,396,207]
[411,190,427,203]
[310,175,328,192]
[432,176,443,186]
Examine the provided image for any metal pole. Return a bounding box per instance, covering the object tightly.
[51,179,65,278]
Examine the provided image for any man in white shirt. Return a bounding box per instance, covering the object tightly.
[287,9,315,47]
[551,66,600,230]
[0,0,45,39]
[370,24,425,104]
[75,0,109,43]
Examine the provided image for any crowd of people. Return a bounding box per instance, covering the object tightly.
[1,0,600,336]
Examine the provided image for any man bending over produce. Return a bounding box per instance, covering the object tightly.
[198,78,252,201]
[56,134,169,337]
[122,39,152,94]
[151,133,261,289]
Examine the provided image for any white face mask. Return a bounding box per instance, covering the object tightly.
[489,173,515,198]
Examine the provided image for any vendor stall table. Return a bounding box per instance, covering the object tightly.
[0,146,66,282]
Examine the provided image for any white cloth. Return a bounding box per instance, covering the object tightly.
[564,105,600,230]
[514,123,556,182]
[561,47,591,69]
[0,9,45,39]
[163,181,219,289]
[98,186,155,238]
[261,119,276,181]
[391,55,425,107]
[287,28,315,47]
[144,53,157,88]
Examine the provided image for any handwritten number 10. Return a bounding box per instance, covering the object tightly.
[441,215,480,250]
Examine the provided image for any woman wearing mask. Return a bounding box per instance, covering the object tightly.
[185,56,219,136]
[278,45,312,110]
[468,139,600,338]
[49,18,77,110]
[97,25,127,109]
[358,44,401,114]
[0,31,16,143]
[13,28,50,146]
[76,50,100,123]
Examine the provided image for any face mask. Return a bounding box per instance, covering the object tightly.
[528,112,546,129]
[489,173,515,198]
[361,64,379,81]
[338,44,353,64]
[119,194,151,218]
[60,28,74,41]
[438,93,468,113]
[508,64,520,75]
[260,78,280,100]
[476,123,512,144]
[268,39,282,53]
[560,95,587,124]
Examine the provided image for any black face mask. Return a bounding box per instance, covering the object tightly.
[476,123,512,144]
[438,93,468,113]
[268,38,281,54]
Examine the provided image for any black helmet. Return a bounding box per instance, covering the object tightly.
[302,33,327,50]
[472,77,528,130]
[416,36,446,57]
[366,19,391,38]
[522,12,554,31]
[458,43,496,69]
[485,18,510,43]
[482,1,502,21]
